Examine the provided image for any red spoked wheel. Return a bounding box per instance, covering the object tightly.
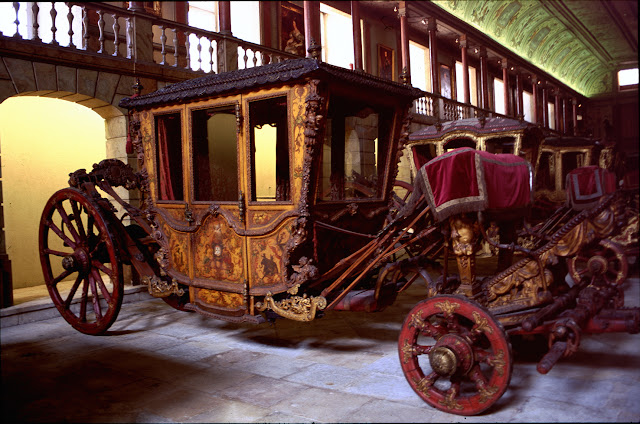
[39,188,123,335]
[398,295,512,416]
[567,239,628,287]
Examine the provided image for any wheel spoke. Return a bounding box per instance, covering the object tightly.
[92,259,113,278]
[50,268,73,287]
[88,274,103,320]
[79,277,89,322]
[70,199,87,240]
[43,247,72,257]
[64,274,84,309]
[91,268,112,304]
[54,202,81,244]
[46,218,76,249]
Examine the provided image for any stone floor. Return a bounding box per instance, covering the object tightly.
[2,275,639,423]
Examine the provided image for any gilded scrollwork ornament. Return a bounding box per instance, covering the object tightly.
[255,291,327,322]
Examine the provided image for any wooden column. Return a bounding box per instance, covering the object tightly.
[502,59,510,116]
[563,97,570,135]
[572,98,578,136]
[304,1,321,58]
[428,18,439,95]
[516,69,523,119]
[542,83,549,128]
[479,47,489,110]
[351,1,363,71]
[127,1,145,12]
[554,89,562,133]
[532,76,539,124]
[460,35,470,104]
[219,1,232,36]
[398,2,410,84]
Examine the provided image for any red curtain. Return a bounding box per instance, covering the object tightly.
[156,116,175,200]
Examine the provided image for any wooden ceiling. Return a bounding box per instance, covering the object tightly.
[359,0,638,98]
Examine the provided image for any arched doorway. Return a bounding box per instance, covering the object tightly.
[0,94,129,305]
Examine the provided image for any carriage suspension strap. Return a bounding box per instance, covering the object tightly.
[313,220,378,239]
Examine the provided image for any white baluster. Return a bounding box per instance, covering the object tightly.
[112,14,119,56]
[66,3,75,48]
[97,9,105,53]
[196,37,202,71]
[31,2,40,41]
[184,32,191,70]
[159,25,167,65]
[50,2,59,46]
[172,29,178,67]
[82,5,90,50]
[126,17,133,59]
[208,40,214,73]
[12,2,22,39]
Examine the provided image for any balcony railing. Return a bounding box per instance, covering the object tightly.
[1,1,541,127]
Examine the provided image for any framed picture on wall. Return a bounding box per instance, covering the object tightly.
[378,44,395,80]
[440,64,452,99]
[281,2,305,57]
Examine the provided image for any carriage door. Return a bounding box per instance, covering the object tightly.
[188,98,249,317]
[241,93,295,299]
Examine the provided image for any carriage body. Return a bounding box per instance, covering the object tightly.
[118,58,423,323]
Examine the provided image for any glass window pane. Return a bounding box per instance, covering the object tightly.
[192,107,238,201]
[318,98,392,201]
[155,113,184,201]
[249,97,290,202]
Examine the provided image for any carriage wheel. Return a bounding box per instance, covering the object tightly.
[39,188,123,335]
[398,295,512,416]
[567,239,628,287]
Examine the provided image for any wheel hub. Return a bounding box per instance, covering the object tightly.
[429,334,474,376]
[62,249,91,273]
[587,255,607,275]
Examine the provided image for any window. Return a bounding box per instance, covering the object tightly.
[494,78,505,114]
[523,91,533,122]
[249,97,290,202]
[618,68,638,90]
[320,3,358,69]
[318,98,393,201]
[231,1,260,43]
[485,137,515,154]
[410,41,430,92]
[548,102,556,130]
[192,106,238,202]
[155,113,184,201]
[455,61,477,106]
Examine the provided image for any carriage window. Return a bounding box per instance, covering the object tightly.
[561,152,584,189]
[411,144,437,168]
[485,137,515,154]
[155,113,184,201]
[319,98,392,200]
[249,96,290,202]
[535,151,554,191]
[192,107,238,201]
[443,138,476,152]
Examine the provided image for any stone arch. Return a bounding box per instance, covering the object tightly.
[0,90,134,302]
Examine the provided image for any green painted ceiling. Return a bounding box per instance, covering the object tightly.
[430,0,638,97]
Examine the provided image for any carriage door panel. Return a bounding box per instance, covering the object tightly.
[150,110,190,280]
[243,92,299,296]
[188,100,248,315]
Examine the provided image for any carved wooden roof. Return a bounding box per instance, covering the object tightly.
[120,58,424,109]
